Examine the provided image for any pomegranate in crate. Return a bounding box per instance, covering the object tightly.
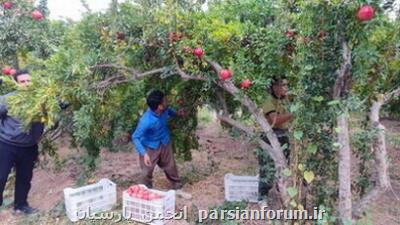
[123,184,176,225]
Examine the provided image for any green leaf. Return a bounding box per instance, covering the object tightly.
[298,164,305,171]
[312,96,324,102]
[287,187,298,198]
[289,104,299,113]
[307,144,318,154]
[334,127,342,133]
[333,142,341,148]
[327,100,340,106]
[294,130,303,140]
[282,168,292,177]
[303,171,315,184]
[305,65,313,70]
[290,200,297,207]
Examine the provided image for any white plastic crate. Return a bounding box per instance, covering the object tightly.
[63,178,117,222]
[224,173,259,203]
[123,185,176,225]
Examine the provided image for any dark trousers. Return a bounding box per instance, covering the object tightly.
[258,133,289,200]
[0,141,38,209]
[139,144,182,189]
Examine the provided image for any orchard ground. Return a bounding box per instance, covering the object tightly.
[0,109,399,225]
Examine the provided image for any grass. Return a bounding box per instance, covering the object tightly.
[387,132,400,148]
[181,164,207,185]
[197,106,216,126]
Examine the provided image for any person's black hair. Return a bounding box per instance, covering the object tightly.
[147,90,165,111]
[13,69,30,82]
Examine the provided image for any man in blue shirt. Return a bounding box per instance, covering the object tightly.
[132,90,185,190]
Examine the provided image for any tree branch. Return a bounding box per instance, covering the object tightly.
[333,42,352,98]
[333,41,353,224]
[114,67,169,84]
[217,115,256,135]
[94,67,168,90]
[353,96,392,218]
[217,114,280,168]
[384,86,400,104]
[176,67,208,81]
[205,58,287,167]
[89,63,140,75]
[216,91,229,115]
[94,64,208,91]
[205,58,290,206]
[352,188,382,218]
[337,114,352,223]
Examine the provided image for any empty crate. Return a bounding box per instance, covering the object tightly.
[123,185,176,225]
[224,173,259,203]
[63,178,117,222]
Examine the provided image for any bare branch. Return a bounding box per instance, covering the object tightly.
[333,42,352,98]
[217,115,277,160]
[95,74,126,90]
[206,59,223,72]
[352,96,392,218]
[217,115,256,135]
[176,67,208,81]
[94,67,168,90]
[205,58,286,166]
[89,63,140,75]
[352,188,382,218]
[114,67,168,84]
[384,86,400,103]
[216,91,229,116]
[333,41,354,224]
[369,98,391,189]
[337,114,352,223]
[205,58,290,206]
[94,64,208,91]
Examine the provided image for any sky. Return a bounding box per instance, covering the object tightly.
[46,0,114,21]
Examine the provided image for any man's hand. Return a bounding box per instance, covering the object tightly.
[177,108,186,117]
[143,153,152,167]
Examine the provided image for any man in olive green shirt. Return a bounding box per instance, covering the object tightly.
[258,77,292,203]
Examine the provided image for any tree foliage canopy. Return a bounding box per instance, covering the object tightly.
[0,0,399,222]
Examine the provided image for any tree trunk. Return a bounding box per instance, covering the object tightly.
[332,41,353,224]
[337,113,352,224]
[370,100,390,189]
[219,82,290,205]
[352,96,391,218]
[217,114,290,205]
[216,90,232,129]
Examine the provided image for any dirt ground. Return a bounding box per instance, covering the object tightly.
[0,120,399,225]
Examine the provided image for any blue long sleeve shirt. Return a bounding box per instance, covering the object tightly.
[132,107,177,156]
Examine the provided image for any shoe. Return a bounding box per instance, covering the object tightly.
[13,205,39,215]
[175,189,192,200]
